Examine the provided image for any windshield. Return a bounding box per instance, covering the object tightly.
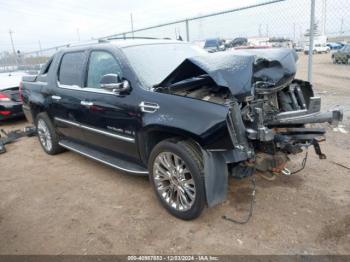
[122,43,207,88]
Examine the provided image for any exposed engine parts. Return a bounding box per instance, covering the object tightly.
[159,76,342,178]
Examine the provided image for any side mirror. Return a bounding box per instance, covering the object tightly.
[100,74,130,94]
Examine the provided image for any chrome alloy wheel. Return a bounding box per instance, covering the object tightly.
[153,152,196,211]
[37,119,53,151]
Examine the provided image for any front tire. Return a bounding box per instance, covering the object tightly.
[35,112,64,155]
[148,139,205,220]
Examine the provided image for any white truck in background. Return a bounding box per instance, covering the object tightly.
[304,35,330,54]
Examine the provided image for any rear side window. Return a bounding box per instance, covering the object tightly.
[59,52,85,86]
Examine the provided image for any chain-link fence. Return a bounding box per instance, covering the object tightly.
[1,0,349,83]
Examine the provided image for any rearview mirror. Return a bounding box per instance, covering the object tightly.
[100,74,130,94]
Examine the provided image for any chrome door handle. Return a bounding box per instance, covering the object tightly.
[80,100,94,107]
[139,101,159,113]
[51,95,61,100]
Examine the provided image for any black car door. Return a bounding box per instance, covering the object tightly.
[76,49,141,162]
[49,51,90,143]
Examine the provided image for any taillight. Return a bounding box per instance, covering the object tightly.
[19,81,23,101]
[0,92,11,102]
[0,110,11,115]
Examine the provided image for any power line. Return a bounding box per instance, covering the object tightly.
[103,0,287,39]
[8,29,18,65]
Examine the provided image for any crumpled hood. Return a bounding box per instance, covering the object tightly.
[235,48,298,83]
[158,48,298,96]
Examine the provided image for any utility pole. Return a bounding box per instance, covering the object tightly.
[38,40,42,56]
[77,28,81,41]
[293,23,296,42]
[307,0,316,83]
[322,0,327,35]
[8,29,18,65]
[339,17,344,35]
[258,24,262,37]
[198,14,203,40]
[130,13,134,38]
[185,19,190,41]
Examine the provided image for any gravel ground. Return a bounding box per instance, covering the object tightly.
[0,53,349,255]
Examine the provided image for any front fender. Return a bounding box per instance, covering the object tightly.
[140,92,233,150]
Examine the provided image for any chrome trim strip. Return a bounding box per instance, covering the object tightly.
[51,95,61,100]
[54,117,135,143]
[80,100,94,106]
[57,81,116,95]
[58,141,148,175]
[55,117,80,127]
[81,124,135,142]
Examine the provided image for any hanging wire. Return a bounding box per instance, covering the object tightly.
[222,175,256,224]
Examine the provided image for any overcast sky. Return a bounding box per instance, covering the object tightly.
[0,0,349,53]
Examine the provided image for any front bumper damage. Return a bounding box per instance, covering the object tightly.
[202,97,343,207]
[267,97,343,126]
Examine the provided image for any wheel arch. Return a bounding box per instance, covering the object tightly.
[29,102,47,124]
[138,125,203,165]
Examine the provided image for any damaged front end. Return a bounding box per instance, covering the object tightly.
[155,48,343,206]
[236,79,342,177]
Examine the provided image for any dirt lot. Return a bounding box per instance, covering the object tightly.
[0,53,349,255]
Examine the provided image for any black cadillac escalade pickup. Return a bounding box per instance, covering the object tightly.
[21,38,342,220]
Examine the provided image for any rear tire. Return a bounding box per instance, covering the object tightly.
[148,139,206,220]
[35,112,64,155]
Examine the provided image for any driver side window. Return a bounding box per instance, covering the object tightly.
[86,51,122,89]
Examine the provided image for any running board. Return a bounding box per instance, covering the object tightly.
[58,139,148,175]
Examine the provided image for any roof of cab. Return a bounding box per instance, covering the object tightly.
[59,38,187,53]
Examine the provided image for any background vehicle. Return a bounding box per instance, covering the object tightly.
[0,71,29,121]
[226,37,248,48]
[304,43,330,54]
[332,44,350,64]
[304,35,330,54]
[294,45,304,52]
[327,42,344,50]
[21,39,342,220]
[203,38,225,52]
